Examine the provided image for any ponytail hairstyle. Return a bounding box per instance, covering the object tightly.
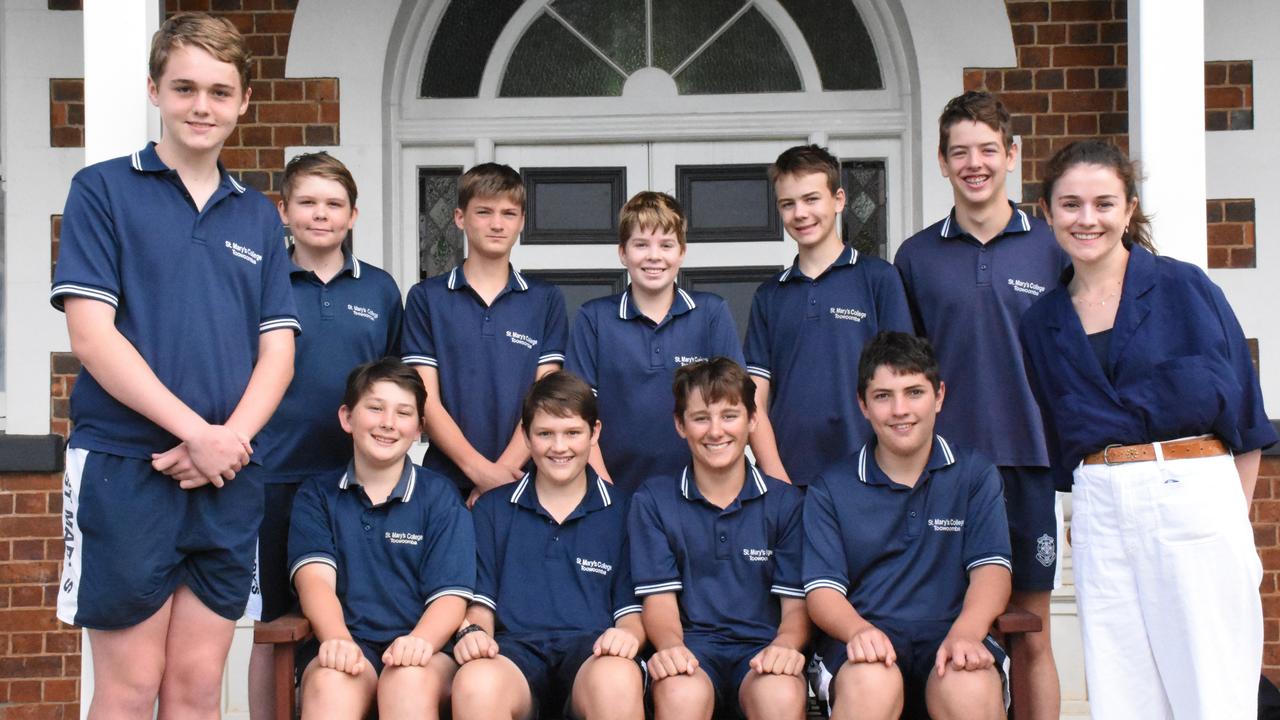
[1040,140,1155,253]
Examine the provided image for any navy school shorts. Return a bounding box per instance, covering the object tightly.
[500,631,645,719]
[56,447,263,629]
[297,635,390,679]
[680,634,775,719]
[246,481,303,622]
[817,619,1008,720]
[1000,466,1062,592]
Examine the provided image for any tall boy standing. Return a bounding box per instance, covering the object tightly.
[51,13,298,717]
[403,164,568,504]
[567,191,743,491]
[893,91,1065,719]
[745,145,913,487]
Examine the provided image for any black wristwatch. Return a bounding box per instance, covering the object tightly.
[452,623,485,644]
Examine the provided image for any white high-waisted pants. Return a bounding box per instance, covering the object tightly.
[1072,450,1262,719]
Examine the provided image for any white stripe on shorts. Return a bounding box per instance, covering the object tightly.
[244,539,263,621]
[56,448,88,626]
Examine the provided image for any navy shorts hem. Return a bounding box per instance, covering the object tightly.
[682,635,772,717]
[1000,466,1060,592]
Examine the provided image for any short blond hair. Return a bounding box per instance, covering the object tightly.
[149,12,252,91]
[618,191,686,247]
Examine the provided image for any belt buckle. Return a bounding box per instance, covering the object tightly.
[1102,443,1124,466]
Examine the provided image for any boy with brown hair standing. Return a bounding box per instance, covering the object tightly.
[52,13,298,717]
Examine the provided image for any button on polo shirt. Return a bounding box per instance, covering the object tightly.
[51,143,300,459]
[629,462,805,645]
[257,253,404,482]
[288,459,475,645]
[402,266,568,493]
[895,203,1069,467]
[803,436,1011,625]
[566,288,744,492]
[744,246,913,486]
[471,469,640,637]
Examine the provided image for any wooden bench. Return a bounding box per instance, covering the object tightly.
[256,608,1043,720]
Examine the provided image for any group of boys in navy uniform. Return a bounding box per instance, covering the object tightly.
[50,12,1065,720]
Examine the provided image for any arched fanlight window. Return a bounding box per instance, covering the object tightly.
[420,0,882,98]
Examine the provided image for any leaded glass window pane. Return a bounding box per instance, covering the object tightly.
[652,0,744,72]
[419,168,465,279]
[778,0,882,90]
[421,0,523,98]
[500,12,625,97]
[841,159,887,258]
[674,7,801,94]
[551,0,646,73]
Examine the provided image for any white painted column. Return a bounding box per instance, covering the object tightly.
[83,0,160,163]
[80,6,162,715]
[1128,0,1207,267]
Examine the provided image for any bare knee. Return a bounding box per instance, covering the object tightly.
[926,667,1004,720]
[830,662,902,720]
[740,672,807,720]
[451,658,526,719]
[379,664,447,720]
[300,662,375,720]
[652,673,714,720]
[573,656,643,719]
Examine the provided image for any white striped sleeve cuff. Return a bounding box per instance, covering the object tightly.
[746,365,772,379]
[966,556,1013,573]
[402,355,438,367]
[538,352,565,365]
[771,584,806,598]
[260,317,302,334]
[635,580,683,596]
[289,554,336,583]
[613,604,643,621]
[471,594,497,611]
[425,587,474,605]
[804,578,849,596]
[50,283,119,310]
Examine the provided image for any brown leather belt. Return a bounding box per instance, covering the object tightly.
[1082,436,1228,466]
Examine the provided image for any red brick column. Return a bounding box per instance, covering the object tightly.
[1256,456,1280,684]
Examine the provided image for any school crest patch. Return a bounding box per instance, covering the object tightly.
[1036,533,1056,567]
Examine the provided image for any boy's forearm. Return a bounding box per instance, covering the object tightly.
[641,593,685,650]
[226,329,295,441]
[807,587,871,642]
[463,604,497,636]
[411,595,468,650]
[415,367,487,474]
[950,565,1012,640]
[747,379,788,480]
[495,424,530,470]
[616,612,646,646]
[772,597,810,650]
[65,298,208,441]
[296,571,355,644]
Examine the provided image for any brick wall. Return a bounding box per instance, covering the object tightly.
[1206,60,1253,131]
[1207,198,1257,269]
[0,471,81,718]
[963,0,1129,215]
[48,80,84,149]
[1256,457,1280,684]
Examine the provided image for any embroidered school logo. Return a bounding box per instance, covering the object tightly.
[928,518,964,533]
[828,306,868,322]
[385,531,424,546]
[505,330,539,350]
[1036,534,1056,567]
[224,240,263,265]
[576,557,613,576]
[1007,278,1047,297]
[742,548,773,562]
[347,304,379,322]
[673,355,708,366]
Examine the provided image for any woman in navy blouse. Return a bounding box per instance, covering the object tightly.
[1019,140,1275,719]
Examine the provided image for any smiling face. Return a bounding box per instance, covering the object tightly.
[858,366,944,461]
[620,226,685,296]
[774,171,846,252]
[939,119,1017,210]
[455,194,525,261]
[339,380,422,468]
[675,389,757,476]
[524,409,598,489]
[280,175,357,255]
[148,44,249,158]
[1041,163,1136,268]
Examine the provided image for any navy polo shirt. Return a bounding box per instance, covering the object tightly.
[471,470,641,637]
[803,436,1011,625]
[1020,245,1278,491]
[744,246,913,486]
[895,204,1069,467]
[402,266,568,492]
[256,253,403,483]
[628,462,805,645]
[566,288,744,491]
[288,458,475,645]
[50,143,300,459]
